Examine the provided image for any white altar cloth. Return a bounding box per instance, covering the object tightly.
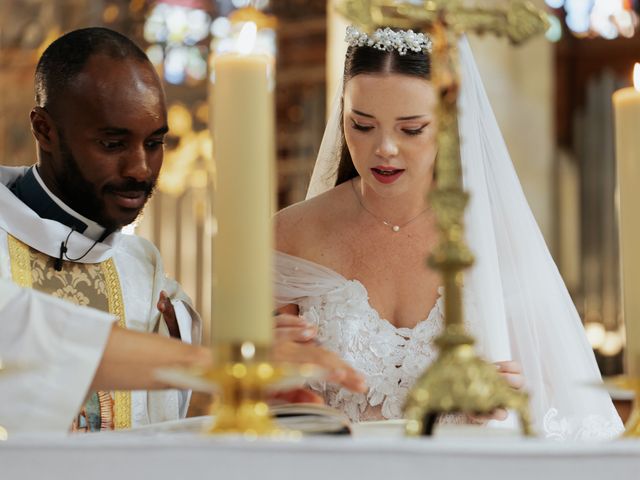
[1,433,639,480]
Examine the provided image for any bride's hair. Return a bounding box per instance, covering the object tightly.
[334,44,432,186]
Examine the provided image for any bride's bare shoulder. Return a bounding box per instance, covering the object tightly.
[275,183,352,255]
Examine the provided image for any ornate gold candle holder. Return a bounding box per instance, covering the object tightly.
[403,329,532,436]
[205,343,281,435]
[622,379,640,437]
[157,342,319,436]
[208,341,325,436]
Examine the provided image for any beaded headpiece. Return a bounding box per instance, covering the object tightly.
[345,25,433,55]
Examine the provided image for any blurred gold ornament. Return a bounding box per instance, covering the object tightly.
[603,376,640,437]
[168,103,193,137]
[336,0,549,44]
[102,4,120,24]
[37,27,62,58]
[229,6,278,30]
[155,342,319,436]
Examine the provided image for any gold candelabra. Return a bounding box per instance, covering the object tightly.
[156,342,319,436]
[336,0,549,436]
[622,379,640,437]
[204,343,285,436]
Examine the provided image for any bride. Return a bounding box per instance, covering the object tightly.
[274,26,622,439]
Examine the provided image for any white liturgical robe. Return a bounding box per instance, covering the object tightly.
[0,166,201,432]
[0,280,114,433]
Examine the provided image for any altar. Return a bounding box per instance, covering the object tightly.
[2,433,640,480]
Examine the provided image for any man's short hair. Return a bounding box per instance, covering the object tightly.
[34,27,149,111]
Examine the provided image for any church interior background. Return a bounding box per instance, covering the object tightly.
[1,0,639,384]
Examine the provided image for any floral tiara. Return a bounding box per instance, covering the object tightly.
[345,25,433,55]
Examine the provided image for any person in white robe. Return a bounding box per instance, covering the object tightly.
[0,279,114,434]
[0,279,212,434]
[0,27,201,431]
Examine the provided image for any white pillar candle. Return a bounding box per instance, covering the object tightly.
[210,23,275,347]
[614,63,640,377]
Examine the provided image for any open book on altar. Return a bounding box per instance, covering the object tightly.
[125,403,410,437]
[270,402,352,435]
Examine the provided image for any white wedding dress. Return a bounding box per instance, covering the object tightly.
[275,250,445,422]
[275,250,621,439]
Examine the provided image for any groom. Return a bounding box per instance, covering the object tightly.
[0,27,364,431]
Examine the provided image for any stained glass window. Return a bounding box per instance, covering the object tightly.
[546,0,639,39]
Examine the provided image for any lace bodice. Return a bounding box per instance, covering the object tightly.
[275,250,444,422]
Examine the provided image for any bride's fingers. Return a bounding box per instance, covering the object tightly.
[273,313,317,343]
[495,360,521,375]
[491,408,509,421]
[274,313,308,328]
[494,361,525,390]
[468,408,509,423]
[275,325,317,343]
[501,372,525,390]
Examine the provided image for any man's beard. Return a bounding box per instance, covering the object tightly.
[56,134,156,232]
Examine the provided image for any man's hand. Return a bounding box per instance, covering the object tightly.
[272,339,366,394]
[157,291,181,339]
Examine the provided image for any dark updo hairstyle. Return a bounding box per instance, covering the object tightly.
[334,42,432,186]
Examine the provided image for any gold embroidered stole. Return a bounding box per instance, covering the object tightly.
[7,235,131,430]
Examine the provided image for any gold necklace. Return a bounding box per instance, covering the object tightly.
[351,179,428,233]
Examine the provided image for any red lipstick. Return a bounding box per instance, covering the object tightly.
[371,166,405,184]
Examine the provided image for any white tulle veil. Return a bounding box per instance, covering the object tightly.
[307,35,622,438]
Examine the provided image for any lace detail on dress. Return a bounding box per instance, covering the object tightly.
[300,279,445,422]
[542,408,622,441]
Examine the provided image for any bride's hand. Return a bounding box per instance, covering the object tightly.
[496,360,525,391]
[275,313,317,343]
[469,360,524,423]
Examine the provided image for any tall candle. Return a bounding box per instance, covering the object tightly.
[210,24,275,347]
[614,63,640,377]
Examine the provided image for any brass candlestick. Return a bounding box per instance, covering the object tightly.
[156,342,320,436]
[204,343,282,435]
[336,0,549,436]
[623,379,640,437]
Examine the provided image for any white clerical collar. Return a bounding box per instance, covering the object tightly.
[31,166,107,241]
[0,166,119,263]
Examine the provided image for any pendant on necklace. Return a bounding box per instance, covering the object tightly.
[392,225,400,232]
